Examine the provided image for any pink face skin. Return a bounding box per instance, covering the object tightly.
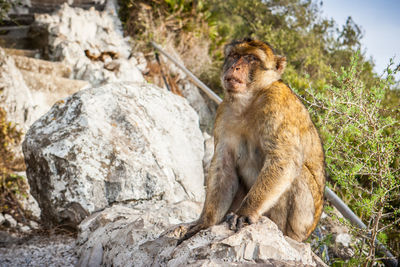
[223,56,251,94]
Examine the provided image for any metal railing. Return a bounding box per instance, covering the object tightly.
[150,41,398,267]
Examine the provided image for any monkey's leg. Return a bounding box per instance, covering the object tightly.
[182,148,239,241]
[230,150,302,230]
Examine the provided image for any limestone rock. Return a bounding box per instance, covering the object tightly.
[32,4,145,86]
[77,202,202,267]
[4,214,17,228]
[77,212,318,267]
[23,82,205,227]
[11,54,72,78]
[20,70,90,118]
[0,47,35,133]
[0,47,88,136]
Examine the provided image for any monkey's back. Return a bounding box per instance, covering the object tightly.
[259,81,325,241]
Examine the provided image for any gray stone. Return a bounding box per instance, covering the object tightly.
[0,47,35,134]
[4,214,17,228]
[23,82,205,227]
[29,220,40,230]
[77,213,318,266]
[0,213,5,225]
[335,233,352,247]
[32,4,145,86]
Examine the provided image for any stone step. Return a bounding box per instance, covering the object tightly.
[20,70,89,108]
[10,54,71,78]
[4,48,40,58]
[28,0,105,13]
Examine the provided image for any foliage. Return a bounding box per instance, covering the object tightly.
[0,0,12,23]
[0,107,22,166]
[118,0,388,97]
[0,107,29,226]
[301,53,400,266]
[0,0,21,23]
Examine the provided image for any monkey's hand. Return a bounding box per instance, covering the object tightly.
[225,212,258,231]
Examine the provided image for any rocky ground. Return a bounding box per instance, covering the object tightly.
[0,232,78,266]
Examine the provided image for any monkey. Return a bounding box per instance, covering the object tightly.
[181,38,326,243]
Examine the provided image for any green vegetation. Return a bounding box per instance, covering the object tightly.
[303,54,399,266]
[117,0,400,264]
[0,0,21,23]
[0,107,30,226]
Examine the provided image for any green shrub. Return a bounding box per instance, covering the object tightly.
[301,53,400,265]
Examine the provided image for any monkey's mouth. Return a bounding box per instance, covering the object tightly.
[224,77,245,92]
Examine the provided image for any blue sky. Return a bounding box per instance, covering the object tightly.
[321,0,400,76]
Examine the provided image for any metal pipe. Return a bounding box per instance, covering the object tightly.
[151,41,398,267]
[150,41,222,104]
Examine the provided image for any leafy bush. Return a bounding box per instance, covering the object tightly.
[0,107,30,226]
[301,54,400,265]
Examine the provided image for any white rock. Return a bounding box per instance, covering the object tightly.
[23,82,205,226]
[0,47,35,133]
[0,213,5,225]
[29,220,40,230]
[15,172,42,220]
[33,4,145,86]
[335,233,352,247]
[4,214,17,228]
[77,213,317,267]
[20,225,31,233]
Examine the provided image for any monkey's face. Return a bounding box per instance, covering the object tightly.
[222,39,286,95]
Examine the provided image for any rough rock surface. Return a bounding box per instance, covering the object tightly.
[32,3,145,86]
[23,82,205,227]
[76,203,202,266]
[0,47,35,133]
[77,209,317,267]
[0,47,89,135]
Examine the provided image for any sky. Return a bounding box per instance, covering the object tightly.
[321,0,400,76]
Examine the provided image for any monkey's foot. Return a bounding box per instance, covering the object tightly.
[225,212,257,231]
[176,223,207,245]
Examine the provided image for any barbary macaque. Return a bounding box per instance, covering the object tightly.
[183,38,326,242]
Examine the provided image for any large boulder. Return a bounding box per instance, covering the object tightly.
[77,208,319,266]
[22,82,205,227]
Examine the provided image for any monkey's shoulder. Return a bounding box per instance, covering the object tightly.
[255,81,305,112]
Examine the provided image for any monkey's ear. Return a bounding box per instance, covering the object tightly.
[276,56,287,75]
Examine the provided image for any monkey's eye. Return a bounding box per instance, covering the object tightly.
[244,54,258,62]
[229,53,240,60]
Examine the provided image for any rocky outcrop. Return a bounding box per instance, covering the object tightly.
[0,47,89,133]
[77,207,318,266]
[31,3,145,86]
[22,82,205,227]
[0,47,36,133]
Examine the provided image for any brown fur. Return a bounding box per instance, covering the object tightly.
[184,39,325,242]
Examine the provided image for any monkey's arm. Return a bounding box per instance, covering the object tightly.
[182,143,239,240]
